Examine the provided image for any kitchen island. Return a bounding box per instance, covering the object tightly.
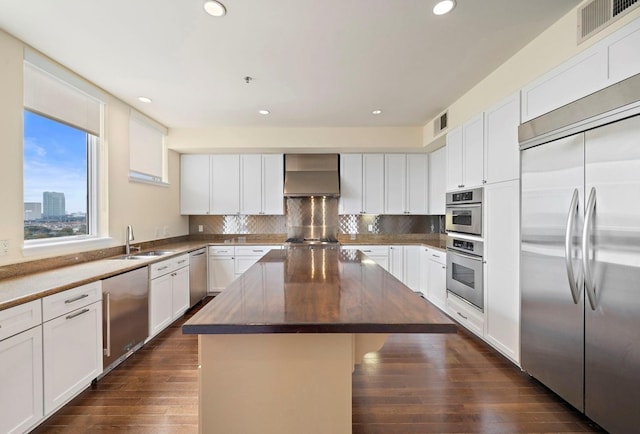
[183,247,456,434]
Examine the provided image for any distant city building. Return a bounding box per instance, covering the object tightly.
[24,202,42,220]
[43,191,66,218]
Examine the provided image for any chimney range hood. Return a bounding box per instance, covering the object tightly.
[283,154,340,197]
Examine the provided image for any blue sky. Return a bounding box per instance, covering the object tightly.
[23,111,88,214]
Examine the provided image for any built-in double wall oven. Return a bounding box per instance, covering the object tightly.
[445,187,484,311]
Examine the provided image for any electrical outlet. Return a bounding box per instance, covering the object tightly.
[368,224,374,232]
[198,225,204,232]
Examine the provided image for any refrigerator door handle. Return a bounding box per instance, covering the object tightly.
[583,187,597,310]
[565,189,582,304]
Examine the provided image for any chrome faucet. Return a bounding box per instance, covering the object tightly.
[125,225,135,255]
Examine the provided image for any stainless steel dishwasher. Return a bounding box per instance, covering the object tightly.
[189,248,207,307]
[102,266,149,375]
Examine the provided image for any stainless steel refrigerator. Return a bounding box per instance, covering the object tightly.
[520,73,640,434]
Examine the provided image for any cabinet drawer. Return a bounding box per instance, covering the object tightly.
[234,245,280,256]
[149,254,189,279]
[0,300,42,341]
[345,245,389,256]
[446,292,484,338]
[426,248,446,266]
[209,246,235,256]
[42,281,101,322]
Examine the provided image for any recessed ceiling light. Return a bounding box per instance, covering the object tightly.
[372,109,383,115]
[204,0,226,17]
[433,0,456,15]
[138,96,152,103]
[258,109,270,115]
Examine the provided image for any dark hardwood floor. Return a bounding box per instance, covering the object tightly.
[34,298,603,433]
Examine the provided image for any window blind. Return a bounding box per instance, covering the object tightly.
[129,110,168,182]
[23,49,104,136]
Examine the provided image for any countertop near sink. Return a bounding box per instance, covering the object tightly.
[0,241,207,312]
[0,235,446,312]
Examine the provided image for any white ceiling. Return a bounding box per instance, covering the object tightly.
[0,0,581,128]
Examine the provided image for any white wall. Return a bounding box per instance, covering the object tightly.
[0,30,188,266]
[423,2,640,145]
[168,126,424,153]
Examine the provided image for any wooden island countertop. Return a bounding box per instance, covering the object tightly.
[183,247,456,434]
[183,247,456,335]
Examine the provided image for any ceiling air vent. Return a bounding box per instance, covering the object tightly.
[433,111,448,135]
[578,0,639,43]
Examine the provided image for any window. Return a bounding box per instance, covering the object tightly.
[23,50,105,246]
[129,110,168,185]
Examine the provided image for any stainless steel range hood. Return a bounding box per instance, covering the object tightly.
[283,154,340,197]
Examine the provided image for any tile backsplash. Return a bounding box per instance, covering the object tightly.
[190,214,444,235]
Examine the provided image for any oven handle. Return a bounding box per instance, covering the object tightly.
[446,250,482,262]
[564,189,582,305]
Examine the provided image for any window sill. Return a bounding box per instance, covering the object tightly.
[128,175,170,188]
[23,236,114,257]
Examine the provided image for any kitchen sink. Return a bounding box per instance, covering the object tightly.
[109,255,142,260]
[133,250,175,257]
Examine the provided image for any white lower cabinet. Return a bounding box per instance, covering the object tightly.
[446,291,485,338]
[403,245,421,291]
[209,246,236,292]
[42,284,103,416]
[346,245,389,271]
[484,180,520,364]
[388,245,404,281]
[149,255,190,339]
[421,248,446,311]
[0,301,43,434]
[234,245,281,278]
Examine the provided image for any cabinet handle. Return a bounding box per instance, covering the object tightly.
[171,272,177,277]
[432,254,440,258]
[177,259,187,264]
[362,250,372,253]
[66,308,90,320]
[458,184,464,188]
[65,293,89,304]
[442,266,446,269]
[482,180,487,184]
[104,292,111,357]
[157,266,169,271]
[218,250,229,253]
[252,250,263,253]
[456,311,468,320]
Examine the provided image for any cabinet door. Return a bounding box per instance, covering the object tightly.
[209,257,236,291]
[180,154,210,215]
[427,259,447,312]
[0,326,43,434]
[608,21,640,84]
[484,180,520,364]
[362,154,384,214]
[485,93,520,184]
[463,112,484,188]
[384,154,406,214]
[171,266,190,320]
[446,126,463,191]
[403,245,421,291]
[388,246,404,282]
[340,154,363,214]
[262,154,284,215]
[407,154,428,214]
[428,147,446,215]
[149,273,173,338]
[234,256,260,276]
[43,302,102,415]
[240,154,262,215]
[211,155,240,214]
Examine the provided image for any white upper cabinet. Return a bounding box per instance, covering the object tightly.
[362,154,385,214]
[384,154,407,214]
[447,113,484,191]
[428,147,446,215]
[608,18,640,84]
[240,154,262,215]
[180,154,211,215]
[340,154,384,215]
[240,154,284,215]
[261,154,284,215]
[406,154,428,214]
[385,154,428,215]
[211,155,240,214]
[339,154,364,214]
[484,92,521,185]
